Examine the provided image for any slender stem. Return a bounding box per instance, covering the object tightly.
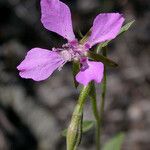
[90,47,107,150]
[99,48,107,149]
[89,82,100,150]
[95,120,100,150]
[67,84,91,150]
[78,84,91,110]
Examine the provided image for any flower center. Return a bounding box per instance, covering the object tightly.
[53,40,90,62]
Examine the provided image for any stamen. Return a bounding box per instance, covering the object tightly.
[55,41,90,65]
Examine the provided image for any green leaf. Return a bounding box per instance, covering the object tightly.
[72,61,80,88]
[62,120,94,137]
[102,133,125,150]
[97,20,135,52]
[87,51,118,68]
[82,120,94,133]
[61,129,67,137]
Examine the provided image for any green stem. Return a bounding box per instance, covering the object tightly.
[99,48,107,149]
[67,84,91,150]
[89,82,100,150]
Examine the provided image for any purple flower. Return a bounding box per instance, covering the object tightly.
[17,0,124,86]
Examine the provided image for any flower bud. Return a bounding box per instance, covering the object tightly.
[67,104,83,150]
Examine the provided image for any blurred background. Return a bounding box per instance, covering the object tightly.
[0,0,150,150]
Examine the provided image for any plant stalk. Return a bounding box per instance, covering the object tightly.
[89,82,100,150]
[67,84,91,150]
[99,47,107,149]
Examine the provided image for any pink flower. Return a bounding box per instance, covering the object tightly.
[17,0,124,86]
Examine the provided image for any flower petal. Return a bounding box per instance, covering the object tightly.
[87,13,125,47]
[17,48,65,81]
[41,0,75,41]
[75,60,104,86]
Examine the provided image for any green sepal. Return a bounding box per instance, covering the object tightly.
[72,61,80,88]
[82,120,94,133]
[97,20,135,52]
[77,28,84,38]
[80,30,91,44]
[102,133,125,150]
[119,20,135,34]
[86,51,118,68]
[62,120,94,137]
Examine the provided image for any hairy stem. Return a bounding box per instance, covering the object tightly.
[67,84,91,150]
